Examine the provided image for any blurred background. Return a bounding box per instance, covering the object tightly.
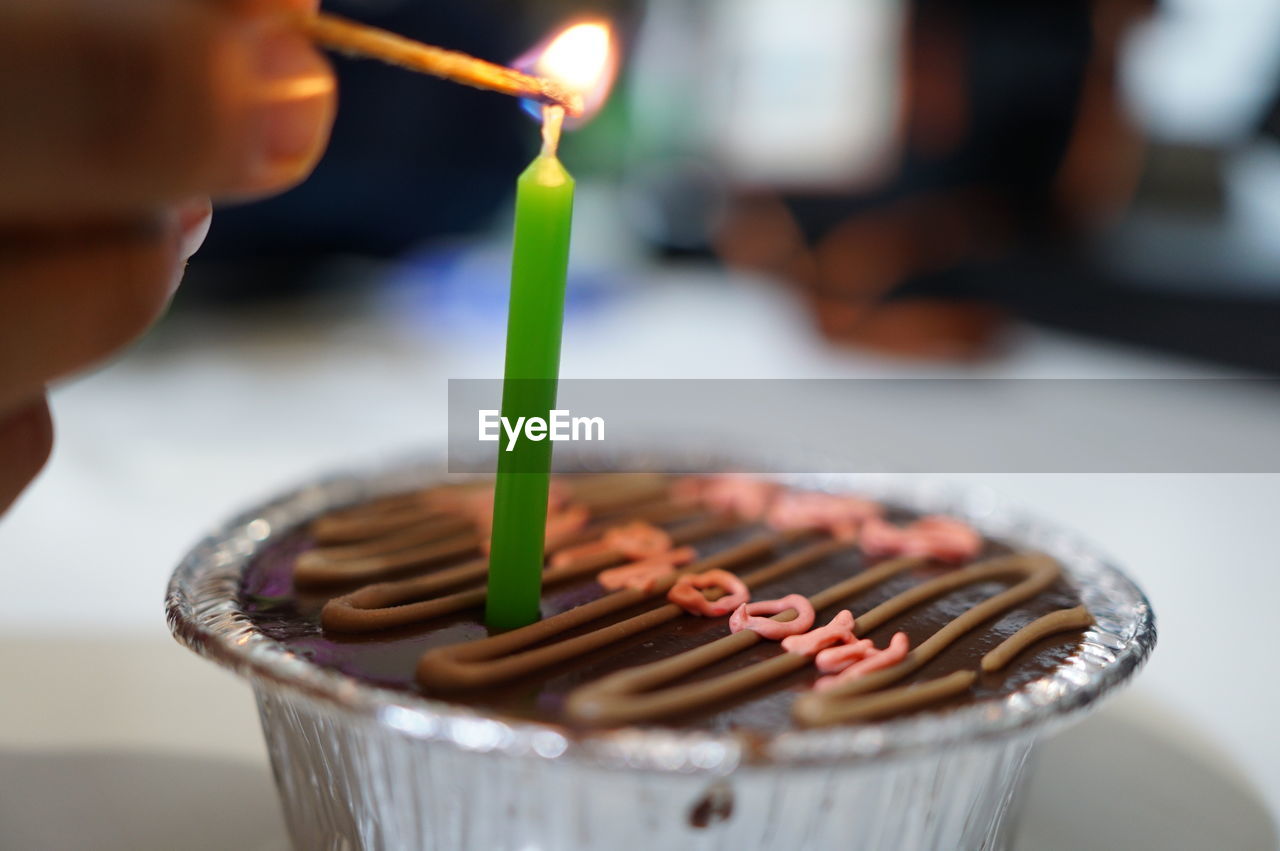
[194,0,1280,369]
[3,0,1280,846]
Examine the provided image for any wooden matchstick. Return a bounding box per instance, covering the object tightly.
[301,12,583,116]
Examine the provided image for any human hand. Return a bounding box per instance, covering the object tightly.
[714,193,1007,360]
[0,0,336,513]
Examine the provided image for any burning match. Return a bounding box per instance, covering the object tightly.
[300,12,585,116]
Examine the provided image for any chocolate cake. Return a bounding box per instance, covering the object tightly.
[240,474,1092,732]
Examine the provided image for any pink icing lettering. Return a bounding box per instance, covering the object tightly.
[597,546,697,593]
[667,569,750,617]
[728,594,816,640]
[859,515,980,563]
[766,491,883,540]
[813,632,910,691]
[780,610,857,656]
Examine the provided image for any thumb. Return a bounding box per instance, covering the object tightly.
[0,0,336,220]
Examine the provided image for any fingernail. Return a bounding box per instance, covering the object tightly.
[166,197,213,296]
[178,197,213,262]
[248,25,335,190]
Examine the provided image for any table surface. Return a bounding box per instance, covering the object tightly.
[0,263,1276,846]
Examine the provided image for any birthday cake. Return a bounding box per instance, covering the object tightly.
[169,465,1154,850]
[243,474,1095,731]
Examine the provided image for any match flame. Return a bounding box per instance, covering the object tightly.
[517,21,618,127]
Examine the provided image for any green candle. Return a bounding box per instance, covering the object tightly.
[485,149,575,630]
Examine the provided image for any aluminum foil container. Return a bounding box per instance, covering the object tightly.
[166,459,1156,851]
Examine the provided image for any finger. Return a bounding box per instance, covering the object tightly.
[0,0,335,220]
[0,215,183,411]
[809,298,1004,359]
[715,195,807,280]
[0,396,54,517]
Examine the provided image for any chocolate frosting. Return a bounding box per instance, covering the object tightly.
[239,475,1090,731]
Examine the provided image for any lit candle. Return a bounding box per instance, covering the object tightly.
[485,23,616,630]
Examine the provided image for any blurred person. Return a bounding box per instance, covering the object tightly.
[0,0,337,514]
[715,0,1150,360]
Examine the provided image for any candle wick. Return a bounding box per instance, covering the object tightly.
[541,105,565,157]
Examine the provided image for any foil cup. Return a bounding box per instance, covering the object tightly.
[167,459,1156,851]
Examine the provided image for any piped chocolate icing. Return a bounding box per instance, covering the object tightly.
[240,474,1090,731]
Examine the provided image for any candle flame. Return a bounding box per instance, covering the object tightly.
[517,20,617,129]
